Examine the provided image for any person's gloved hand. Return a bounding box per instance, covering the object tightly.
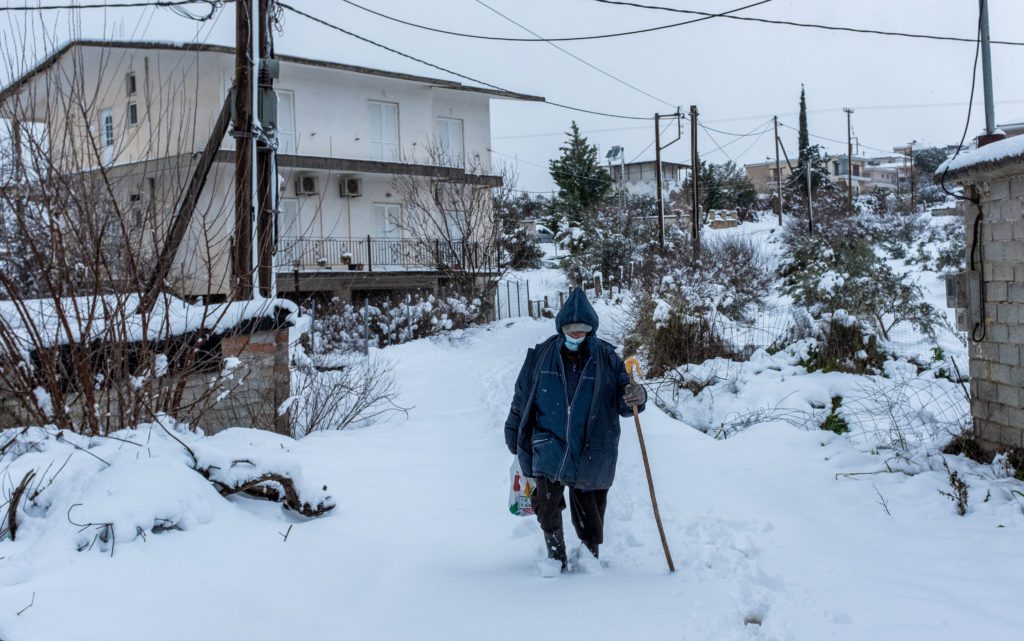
[624,383,646,407]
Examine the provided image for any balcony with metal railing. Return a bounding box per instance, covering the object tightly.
[276,236,490,272]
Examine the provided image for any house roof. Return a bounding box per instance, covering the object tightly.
[0,39,546,105]
[936,135,1024,180]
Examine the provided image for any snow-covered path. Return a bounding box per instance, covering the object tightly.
[3,314,1023,640]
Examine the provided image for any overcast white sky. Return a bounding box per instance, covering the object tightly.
[3,0,1024,191]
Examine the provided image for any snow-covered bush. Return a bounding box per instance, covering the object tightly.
[313,292,484,354]
[559,199,656,287]
[780,216,941,343]
[0,420,334,552]
[910,218,966,273]
[496,193,544,270]
[624,233,775,376]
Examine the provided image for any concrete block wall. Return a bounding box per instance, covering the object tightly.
[196,328,291,436]
[966,172,1024,453]
[0,327,292,436]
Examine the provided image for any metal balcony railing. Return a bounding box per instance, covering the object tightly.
[276,236,489,272]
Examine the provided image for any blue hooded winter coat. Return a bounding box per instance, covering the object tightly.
[504,288,644,490]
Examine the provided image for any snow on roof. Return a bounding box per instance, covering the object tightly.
[0,295,296,352]
[935,135,1024,178]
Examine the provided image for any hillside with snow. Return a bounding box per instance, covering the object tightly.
[2,218,1023,641]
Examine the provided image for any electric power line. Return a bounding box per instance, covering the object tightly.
[278,2,652,121]
[777,121,889,154]
[0,0,222,20]
[591,0,1024,46]
[336,0,773,43]
[472,0,676,109]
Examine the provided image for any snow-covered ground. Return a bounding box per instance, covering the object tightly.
[3,219,1023,641]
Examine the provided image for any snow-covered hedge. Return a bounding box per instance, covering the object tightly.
[313,293,483,354]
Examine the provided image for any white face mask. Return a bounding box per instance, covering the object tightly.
[564,334,586,351]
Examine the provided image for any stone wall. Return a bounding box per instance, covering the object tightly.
[958,168,1024,453]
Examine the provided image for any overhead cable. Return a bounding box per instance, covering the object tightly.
[337,0,773,43]
[592,0,1024,46]
[279,2,652,121]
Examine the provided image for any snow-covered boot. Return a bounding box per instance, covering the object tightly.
[574,541,602,574]
[544,528,568,572]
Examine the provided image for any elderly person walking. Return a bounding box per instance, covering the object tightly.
[504,287,646,571]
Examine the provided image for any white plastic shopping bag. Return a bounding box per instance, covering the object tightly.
[508,458,535,516]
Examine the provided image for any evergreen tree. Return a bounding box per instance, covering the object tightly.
[548,122,612,229]
[788,86,832,196]
[797,85,810,158]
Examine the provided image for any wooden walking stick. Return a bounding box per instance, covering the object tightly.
[625,356,676,573]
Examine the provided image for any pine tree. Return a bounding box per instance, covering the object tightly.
[548,122,612,229]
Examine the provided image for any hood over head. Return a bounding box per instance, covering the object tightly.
[555,287,599,336]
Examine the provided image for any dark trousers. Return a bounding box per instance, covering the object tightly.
[532,476,609,545]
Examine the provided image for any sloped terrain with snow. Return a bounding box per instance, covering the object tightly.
[2,220,1023,641]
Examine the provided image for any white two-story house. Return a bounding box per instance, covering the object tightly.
[0,40,542,300]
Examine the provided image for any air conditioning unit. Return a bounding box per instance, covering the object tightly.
[340,177,362,198]
[294,174,318,196]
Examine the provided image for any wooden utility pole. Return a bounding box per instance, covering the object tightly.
[652,109,682,248]
[773,115,782,226]
[232,0,258,299]
[139,94,233,314]
[843,107,854,207]
[689,105,700,258]
[256,0,277,297]
[654,113,664,247]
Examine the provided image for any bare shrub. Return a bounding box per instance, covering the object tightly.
[289,355,406,436]
[391,144,517,302]
[939,462,969,516]
[0,38,281,434]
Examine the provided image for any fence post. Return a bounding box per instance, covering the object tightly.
[366,235,373,271]
[544,295,550,313]
[516,281,522,317]
[525,280,531,314]
[310,298,317,355]
[558,292,564,307]
[362,297,369,355]
[506,280,512,318]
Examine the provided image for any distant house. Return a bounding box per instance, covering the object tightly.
[744,159,792,194]
[608,158,690,198]
[0,40,542,301]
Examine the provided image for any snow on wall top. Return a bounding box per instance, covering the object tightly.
[0,295,297,351]
[936,135,1024,179]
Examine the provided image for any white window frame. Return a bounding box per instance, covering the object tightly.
[99,108,114,164]
[369,101,400,162]
[444,210,465,242]
[372,203,402,240]
[436,117,464,168]
[276,89,296,155]
[278,197,301,239]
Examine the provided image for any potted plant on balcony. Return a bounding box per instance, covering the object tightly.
[341,252,352,267]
